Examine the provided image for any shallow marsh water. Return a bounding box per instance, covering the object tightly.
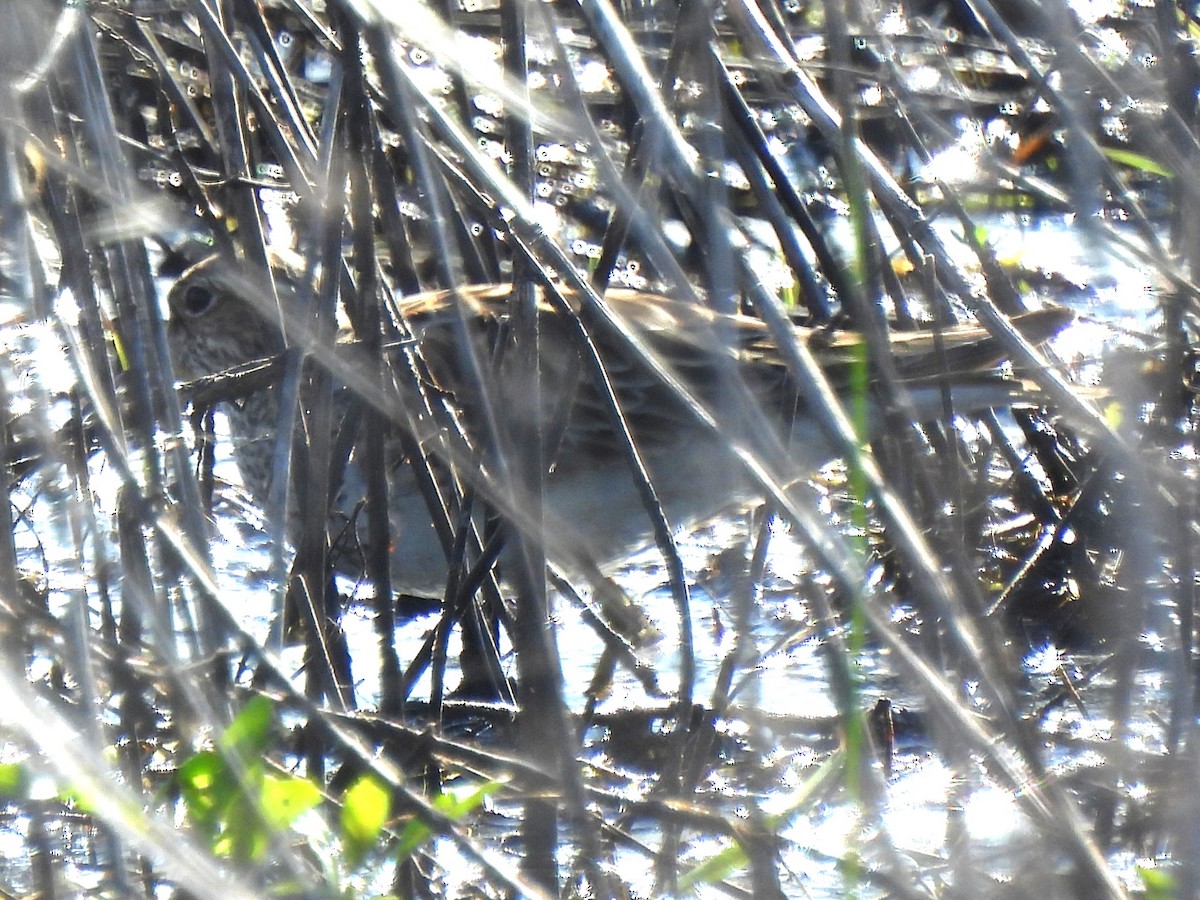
[0,0,1186,894]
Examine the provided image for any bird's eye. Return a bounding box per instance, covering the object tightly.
[179,283,217,317]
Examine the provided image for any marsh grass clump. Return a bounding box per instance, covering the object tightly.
[0,0,1191,896]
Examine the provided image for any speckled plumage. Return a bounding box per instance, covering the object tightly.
[167,256,288,506]
[167,256,1071,597]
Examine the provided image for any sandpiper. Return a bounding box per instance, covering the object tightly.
[167,255,1071,604]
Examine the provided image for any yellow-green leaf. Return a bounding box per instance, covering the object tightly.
[341,774,391,866]
[261,772,322,830]
[220,696,274,757]
[0,763,29,800]
[1101,146,1174,179]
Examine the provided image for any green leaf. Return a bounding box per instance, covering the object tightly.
[173,698,339,866]
[679,837,749,891]
[395,816,433,862]
[1138,864,1176,900]
[1103,401,1124,432]
[432,780,503,820]
[0,763,29,800]
[177,751,230,823]
[219,695,274,758]
[1101,146,1174,179]
[58,784,98,816]
[395,781,503,860]
[341,774,391,867]
[177,747,273,861]
[261,772,322,829]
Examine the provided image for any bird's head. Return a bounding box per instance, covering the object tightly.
[166,256,285,381]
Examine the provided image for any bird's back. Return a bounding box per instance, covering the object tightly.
[166,261,1072,594]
